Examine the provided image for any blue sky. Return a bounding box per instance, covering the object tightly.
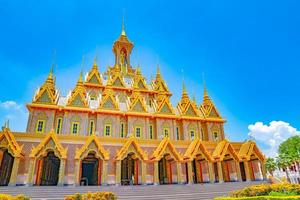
[0,0,299,156]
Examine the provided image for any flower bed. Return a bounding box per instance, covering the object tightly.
[0,194,30,200]
[215,183,300,200]
[64,192,117,200]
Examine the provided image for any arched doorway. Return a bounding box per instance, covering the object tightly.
[36,151,60,186]
[80,152,101,186]
[158,154,174,184]
[191,154,210,183]
[0,149,14,186]
[222,154,238,182]
[121,153,140,185]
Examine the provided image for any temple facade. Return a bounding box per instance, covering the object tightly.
[0,25,266,187]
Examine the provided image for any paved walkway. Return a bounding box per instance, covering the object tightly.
[0,181,265,200]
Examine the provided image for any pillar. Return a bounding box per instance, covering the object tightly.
[260,161,267,181]
[58,159,66,186]
[187,161,193,184]
[153,161,159,185]
[208,162,215,183]
[74,159,80,186]
[115,160,121,185]
[8,157,20,186]
[244,161,251,181]
[141,161,147,185]
[27,157,36,186]
[235,161,242,182]
[177,162,182,184]
[102,160,108,185]
[217,161,224,183]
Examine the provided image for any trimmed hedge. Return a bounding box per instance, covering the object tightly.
[215,197,300,200]
[64,192,117,200]
[0,194,30,200]
[231,183,300,197]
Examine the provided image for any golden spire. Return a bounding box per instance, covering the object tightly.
[203,73,210,100]
[92,56,98,69]
[156,64,161,79]
[78,69,83,83]
[182,80,187,94]
[121,14,126,36]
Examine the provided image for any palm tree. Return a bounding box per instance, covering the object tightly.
[276,154,293,182]
[265,158,276,176]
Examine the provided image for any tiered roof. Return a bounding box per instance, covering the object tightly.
[28,26,225,122]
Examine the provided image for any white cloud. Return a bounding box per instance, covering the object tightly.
[0,100,28,132]
[248,121,300,157]
[0,101,22,110]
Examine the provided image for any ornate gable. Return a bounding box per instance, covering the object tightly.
[67,72,88,107]
[239,141,265,162]
[150,137,182,161]
[153,66,169,93]
[99,88,119,110]
[212,140,240,161]
[183,139,212,161]
[110,66,126,88]
[115,135,148,161]
[133,67,148,90]
[30,130,67,159]
[85,58,102,85]
[129,91,147,112]
[0,127,23,158]
[33,67,58,105]
[157,97,174,114]
[75,134,109,160]
[200,88,222,119]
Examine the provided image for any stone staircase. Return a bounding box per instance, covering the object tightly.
[0,181,266,200]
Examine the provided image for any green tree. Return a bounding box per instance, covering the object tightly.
[265,157,277,176]
[276,154,293,181]
[278,135,300,175]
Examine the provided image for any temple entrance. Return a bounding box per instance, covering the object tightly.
[0,149,14,186]
[222,159,234,182]
[121,153,139,185]
[240,162,246,181]
[192,159,208,183]
[213,163,219,182]
[158,154,173,184]
[81,152,101,186]
[38,151,60,186]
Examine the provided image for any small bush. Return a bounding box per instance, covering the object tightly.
[64,192,117,200]
[231,183,300,197]
[0,194,30,200]
[215,197,300,200]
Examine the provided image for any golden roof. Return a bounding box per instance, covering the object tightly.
[183,139,213,162]
[239,140,265,162]
[150,137,182,161]
[67,71,88,107]
[85,57,102,86]
[0,127,23,158]
[33,66,58,104]
[29,130,67,159]
[75,134,109,160]
[115,134,148,161]
[212,140,240,161]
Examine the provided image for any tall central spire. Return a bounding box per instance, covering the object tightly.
[121,14,126,36]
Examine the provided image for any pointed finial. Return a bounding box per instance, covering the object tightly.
[182,80,187,94]
[202,72,209,97]
[48,64,54,79]
[192,92,196,103]
[156,64,160,75]
[121,10,126,36]
[93,56,98,68]
[78,69,83,83]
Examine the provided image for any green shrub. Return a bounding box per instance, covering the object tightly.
[0,194,30,200]
[231,183,300,197]
[215,196,300,200]
[64,192,117,200]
